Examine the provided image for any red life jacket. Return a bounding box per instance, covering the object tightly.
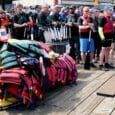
[1,16,9,27]
[31,75,43,99]
[46,65,57,86]
[79,16,91,33]
[22,86,32,105]
[0,71,21,85]
[54,58,67,84]
[29,18,34,27]
[62,53,77,82]
[2,67,27,75]
[103,16,114,34]
[7,84,22,98]
[39,42,51,53]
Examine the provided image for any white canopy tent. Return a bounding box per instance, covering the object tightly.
[12,0,53,6]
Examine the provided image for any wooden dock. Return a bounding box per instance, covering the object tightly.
[0,64,115,115]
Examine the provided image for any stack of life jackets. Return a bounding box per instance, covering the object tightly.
[0,39,78,108]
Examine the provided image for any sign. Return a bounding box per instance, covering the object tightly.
[61,1,93,5]
[98,0,113,3]
[61,0,114,5]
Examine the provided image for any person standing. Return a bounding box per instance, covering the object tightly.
[31,5,41,40]
[91,9,102,62]
[60,6,69,21]
[65,6,80,63]
[50,5,62,27]
[0,9,11,33]
[78,6,96,69]
[9,8,16,38]
[13,3,30,40]
[109,11,115,65]
[37,4,50,42]
[98,5,114,70]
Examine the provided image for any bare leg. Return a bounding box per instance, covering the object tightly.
[90,52,94,63]
[109,47,114,64]
[105,47,110,63]
[99,47,106,65]
[81,52,86,64]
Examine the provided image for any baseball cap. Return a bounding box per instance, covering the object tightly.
[91,9,99,13]
[63,6,69,10]
[103,5,113,11]
[69,6,74,10]
[54,5,62,10]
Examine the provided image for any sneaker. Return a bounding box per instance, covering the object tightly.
[104,63,114,69]
[104,68,109,71]
[104,63,109,68]
[84,63,90,70]
[90,63,97,68]
[99,65,103,70]
[108,64,114,69]
[104,63,110,71]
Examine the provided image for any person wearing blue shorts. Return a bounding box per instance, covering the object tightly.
[78,6,96,68]
[80,38,95,52]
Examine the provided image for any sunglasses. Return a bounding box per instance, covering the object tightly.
[84,10,89,12]
[10,11,15,13]
[0,12,5,14]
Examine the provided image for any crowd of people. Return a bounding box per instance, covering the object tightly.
[0,3,115,71]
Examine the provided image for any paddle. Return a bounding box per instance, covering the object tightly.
[84,30,91,70]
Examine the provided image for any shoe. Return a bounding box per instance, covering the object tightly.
[90,63,97,68]
[108,64,114,69]
[104,63,110,71]
[99,65,103,70]
[104,68,109,71]
[104,63,114,69]
[104,63,109,68]
[84,63,90,70]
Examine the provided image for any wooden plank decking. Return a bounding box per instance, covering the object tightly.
[0,64,115,115]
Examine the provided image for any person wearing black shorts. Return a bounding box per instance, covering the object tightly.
[98,6,114,70]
